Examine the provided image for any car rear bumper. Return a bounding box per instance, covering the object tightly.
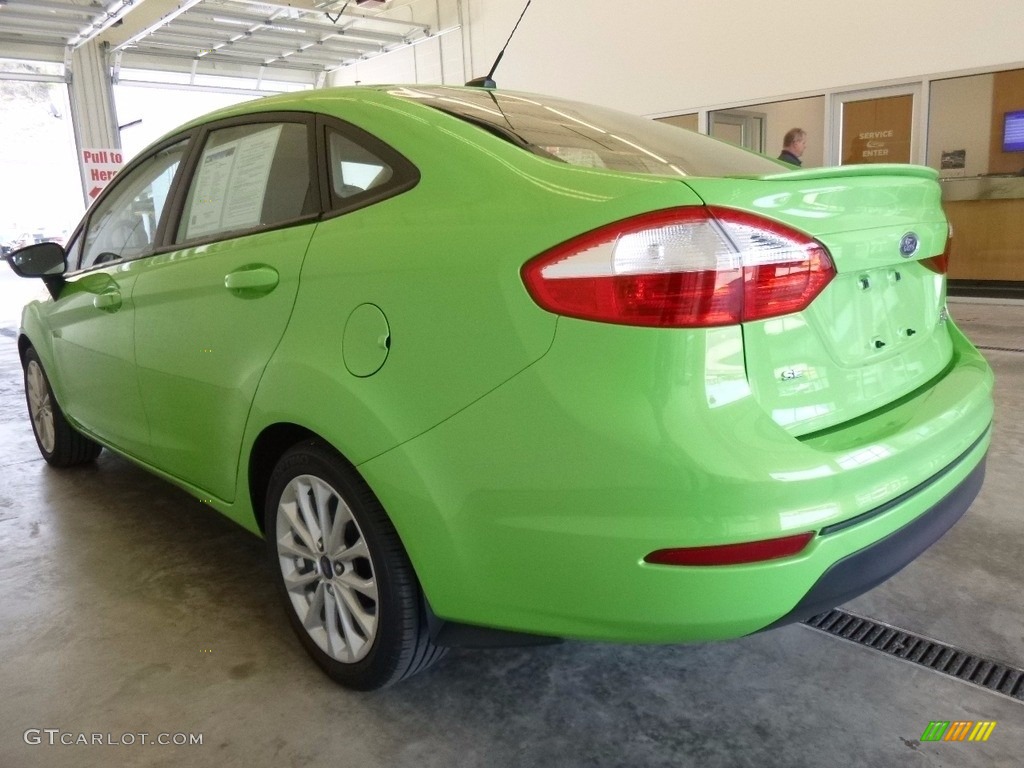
[759,446,986,631]
[359,319,994,643]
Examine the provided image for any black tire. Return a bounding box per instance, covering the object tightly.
[23,347,102,467]
[265,440,446,690]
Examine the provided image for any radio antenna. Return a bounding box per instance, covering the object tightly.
[466,0,532,89]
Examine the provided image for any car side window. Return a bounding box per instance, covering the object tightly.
[79,141,188,271]
[63,232,82,271]
[176,122,315,243]
[328,130,394,201]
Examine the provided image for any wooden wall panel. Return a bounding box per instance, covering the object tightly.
[945,198,1024,280]
[988,69,1024,174]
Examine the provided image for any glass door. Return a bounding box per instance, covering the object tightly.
[709,109,766,153]
[831,85,921,165]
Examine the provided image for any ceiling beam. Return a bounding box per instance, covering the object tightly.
[126,44,329,72]
[2,0,102,15]
[173,17,386,49]
[0,16,84,35]
[185,8,415,41]
[68,0,140,48]
[226,0,431,31]
[0,0,434,82]
[200,36,371,58]
[102,0,208,51]
[0,31,71,48]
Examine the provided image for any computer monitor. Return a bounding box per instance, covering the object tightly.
[1003,109,1024,153]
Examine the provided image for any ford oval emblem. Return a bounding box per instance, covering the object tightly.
[899,232,920,258]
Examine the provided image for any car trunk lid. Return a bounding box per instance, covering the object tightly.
[681,165,952,437]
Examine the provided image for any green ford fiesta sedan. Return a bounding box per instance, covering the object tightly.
[6,85,994,690]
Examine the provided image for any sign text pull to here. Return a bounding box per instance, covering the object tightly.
[81,148,124,200]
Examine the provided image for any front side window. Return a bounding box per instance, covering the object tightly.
[63,232,82,271]
[80,140,188,270]
[176,121,314,243]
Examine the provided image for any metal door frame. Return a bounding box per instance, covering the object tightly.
[709,109,767,153]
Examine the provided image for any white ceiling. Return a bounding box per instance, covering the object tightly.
[0,0,433,84]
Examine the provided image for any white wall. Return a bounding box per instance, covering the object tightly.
[327,0,1023,121]
[328,1,465,87]
[463,0,1024,115]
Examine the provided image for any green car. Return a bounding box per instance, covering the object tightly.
[6,86,993,690]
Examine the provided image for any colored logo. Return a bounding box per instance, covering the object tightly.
[899,232,920,257]
[920,720,997,742]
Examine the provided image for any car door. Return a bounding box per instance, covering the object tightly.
[44,139,190,458]
[131,115,320,502]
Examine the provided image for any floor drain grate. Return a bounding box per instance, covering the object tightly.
[975,345,1024,354]
[803,609,1024,704]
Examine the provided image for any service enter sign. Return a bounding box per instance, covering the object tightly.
[81,148,124,201]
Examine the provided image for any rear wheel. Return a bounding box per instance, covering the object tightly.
[23,347,102,467]
[265,440,445,690]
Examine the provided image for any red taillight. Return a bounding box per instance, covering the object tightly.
[920,254,949,274]
[644,532,815,567]
[921,224,952,274]
[521,206,835,328]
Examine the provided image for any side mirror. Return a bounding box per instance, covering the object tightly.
[6,242,67,298]
[7,241,66,277]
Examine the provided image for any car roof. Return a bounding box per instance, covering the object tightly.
[162,85,451,140]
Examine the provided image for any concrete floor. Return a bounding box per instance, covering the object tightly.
[1,266,1022,767]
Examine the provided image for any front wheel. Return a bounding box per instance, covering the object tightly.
[23,347,102,467]
[265,440,445,690]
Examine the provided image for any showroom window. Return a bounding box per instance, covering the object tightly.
[927,68,1024,177]
[176,121,315,243]
[0,59,82,249]
[927,67,1024,284]
[79,140,189,270]
[713,96,825,166]
[114,69,311,161]
[115,85,253,162]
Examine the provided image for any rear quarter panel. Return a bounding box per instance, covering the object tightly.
[238,96,707,523]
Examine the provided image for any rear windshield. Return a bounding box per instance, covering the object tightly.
[385,86,785,178]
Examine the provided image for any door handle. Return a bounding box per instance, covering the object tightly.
[92,289,122,311]
[224,266,279,294]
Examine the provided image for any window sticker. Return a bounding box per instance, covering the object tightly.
[185,124,282,239]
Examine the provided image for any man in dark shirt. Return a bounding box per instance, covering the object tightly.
[778,128,807,166]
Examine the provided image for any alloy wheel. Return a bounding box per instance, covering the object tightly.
[275,474,379,663]
[26,360,56,454]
